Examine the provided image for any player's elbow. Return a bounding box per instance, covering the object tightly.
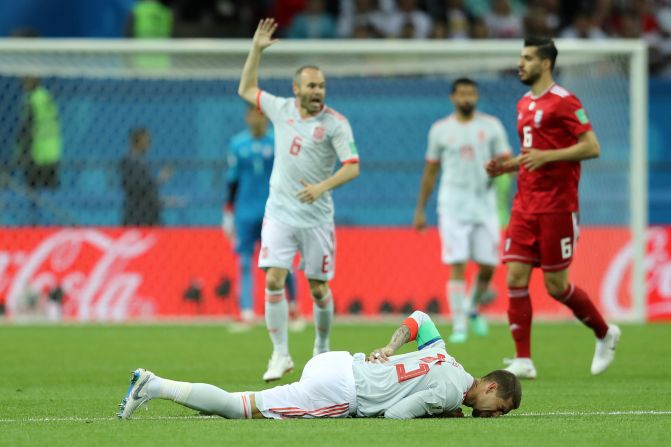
[590,140,601,159]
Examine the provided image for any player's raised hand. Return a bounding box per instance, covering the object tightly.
[296,179,326,204]
[520,148,549,171]
[252,18,279,51]
[413,208,427,231]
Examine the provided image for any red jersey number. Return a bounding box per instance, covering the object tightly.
[290,136,302,156]
[395,353,446,383]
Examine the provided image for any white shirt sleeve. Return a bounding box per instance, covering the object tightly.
[384,390,445,419]
[331,119,359,163]
[425,123,442,162]
[257,90,288,124]
[492,118,512,157]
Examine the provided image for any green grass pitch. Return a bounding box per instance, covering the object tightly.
[1,321,670,446]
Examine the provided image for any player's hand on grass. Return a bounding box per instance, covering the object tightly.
[368,346,394,363]
[253,18,279,51]
[520,148,549,171]
[413,208,427,231]
[296,180,326,204]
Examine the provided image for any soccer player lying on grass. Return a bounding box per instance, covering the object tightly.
[118,311,521,420]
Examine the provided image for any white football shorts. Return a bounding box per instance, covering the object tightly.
[258,216,336,281]
[438,214,500,266]
[255,351,357,419]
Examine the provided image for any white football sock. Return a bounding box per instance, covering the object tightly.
[448,280,467,333]
[147,377,252,419]
[313,290,333,353]
[265,289,289,356]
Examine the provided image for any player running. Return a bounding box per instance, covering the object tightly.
[118,310,522,420]
[414,78,512,344]
[237,18,360,381]
[486,37,621,379]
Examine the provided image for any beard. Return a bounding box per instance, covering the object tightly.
[520,70,540,86]
[457,103,475,116]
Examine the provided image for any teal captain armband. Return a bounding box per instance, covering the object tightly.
[417,319,442,350]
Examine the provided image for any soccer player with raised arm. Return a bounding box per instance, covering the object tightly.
[414,78,512,344]
[485,37,620,379]
[237,19,360,381]
[118,310,521,420]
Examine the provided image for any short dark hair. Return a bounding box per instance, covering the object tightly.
[130,127,149,143]
[293,65,322,85]
[524,36,558,70]
[483,370,522,410]
[451,77,478,93]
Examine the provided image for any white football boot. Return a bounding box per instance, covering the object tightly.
[591,324,621,375]
[262,353,294,382]
[118,368,155,419]
[503,357,537,379]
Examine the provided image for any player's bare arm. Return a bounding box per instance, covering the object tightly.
[520,130,600,171]
[368,323,411,363]
[296,162,359,204]
[238,18,279,105]
[486,153,519,177]
[413,162,440,231]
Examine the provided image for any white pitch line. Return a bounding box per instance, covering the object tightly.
[1,411,670,423]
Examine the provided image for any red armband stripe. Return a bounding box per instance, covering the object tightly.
[403,317,419,341]
[256,90,263,113]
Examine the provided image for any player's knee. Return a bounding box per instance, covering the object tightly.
[478,265,495,281]
[309,282,329,302]
[265,274,285,291]
[545,277,568,299]
[506,271,528,288]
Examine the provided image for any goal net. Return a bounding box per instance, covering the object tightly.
[0,39,647,322]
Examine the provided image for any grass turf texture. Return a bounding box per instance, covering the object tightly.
[1,322,670,447]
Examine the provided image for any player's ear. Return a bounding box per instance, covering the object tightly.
[292,82,300,96]
[487,381,498,394]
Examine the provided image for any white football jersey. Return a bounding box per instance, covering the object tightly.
[426,112,511,224]
[258,91,359,228]
[352,346,474,419]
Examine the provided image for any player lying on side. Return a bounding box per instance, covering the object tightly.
[118,311,521,420]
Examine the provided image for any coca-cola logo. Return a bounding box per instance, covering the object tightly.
[0,229,156,321]
[601,227,671,319]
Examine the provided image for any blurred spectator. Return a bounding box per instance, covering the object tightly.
[559,10,607,39]
[270,0,308,32]
[287,0,337,38]
[337,0,384,38]
[370,0,432,38]
[444,0,470,39]
[523,4,553,36]
[430,19,449,38]
[120,128,166,226]
[125,0,173,38]
[16,76,62,193]
[469,17,489,39]
[485,0,522,38]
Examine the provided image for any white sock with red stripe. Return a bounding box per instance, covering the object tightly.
[265,288,289,356]
[148,377,253,419]
[313,290,333,353]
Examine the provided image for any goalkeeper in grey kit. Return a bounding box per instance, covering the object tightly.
[118,311,521,419]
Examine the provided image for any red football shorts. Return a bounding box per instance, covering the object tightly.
[502,210,579,272]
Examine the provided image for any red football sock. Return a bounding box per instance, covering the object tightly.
[555,284,609,339]
[507,287,532,358]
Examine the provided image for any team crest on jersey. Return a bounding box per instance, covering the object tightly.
[286,118,295,125]
[528,101,536,111]
[313,126,325,141]
[534,110,543,127]
[517,113,523,121]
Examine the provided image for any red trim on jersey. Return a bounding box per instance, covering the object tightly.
[342,158,359,164]
[256,90,263,113]
[269,403,350,418]
[241,395,249,418]
[403,317,419,341]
